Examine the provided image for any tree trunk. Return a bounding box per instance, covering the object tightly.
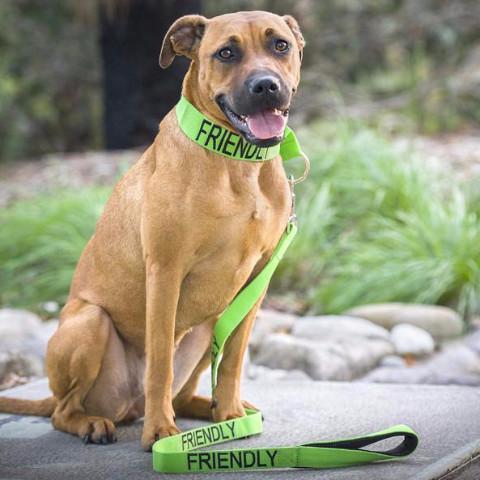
[99,0,202,150]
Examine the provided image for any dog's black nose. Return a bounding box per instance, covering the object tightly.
[248,75,281,97]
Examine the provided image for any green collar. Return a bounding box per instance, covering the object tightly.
[175,95,303,162]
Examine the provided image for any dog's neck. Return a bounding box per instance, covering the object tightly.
[164,95,278,192]
[181,63,234,132]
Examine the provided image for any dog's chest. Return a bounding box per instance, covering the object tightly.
[176,174,290,328]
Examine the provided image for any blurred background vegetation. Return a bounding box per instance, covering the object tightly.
[0,0,479,320]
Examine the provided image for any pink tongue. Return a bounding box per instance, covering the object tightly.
[245,110,287,139]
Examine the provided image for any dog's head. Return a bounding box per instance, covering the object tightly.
[160,11,305,147]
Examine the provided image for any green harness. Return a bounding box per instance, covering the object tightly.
[151,96,419,473]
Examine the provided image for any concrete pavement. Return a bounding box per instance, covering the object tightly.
[0,379,479,480]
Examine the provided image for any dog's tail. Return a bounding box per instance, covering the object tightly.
[0,395,56,417]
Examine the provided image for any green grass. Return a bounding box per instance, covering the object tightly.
[315,192,480,316]
[0,187,110,310]
[273,120,480,318]
[1,122,479,320]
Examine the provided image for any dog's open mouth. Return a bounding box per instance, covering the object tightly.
[216,96,289,147]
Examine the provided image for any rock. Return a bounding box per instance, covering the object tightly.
[465,329,480,355]
[0,372,30,391]
[390,324,435,357]
[0,351,43,381]
[0,309,58,383]
[0,309,42,339]
[37,320,59,347]
[360,365,430,384]
[380,355,406,368]
[283,369,312,381]
[249,309,297,353]
[361,333,480,386]
[41,301,60,315]
[361,365,480,386]
[437,343,480,377]
[252,333,393,381]
[291,315,389,341]
[345,303,463,340]
[246,364,311,382]
[0,309,44,358]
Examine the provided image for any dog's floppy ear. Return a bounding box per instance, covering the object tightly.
[282,15,305,61]
[159,15,208,69]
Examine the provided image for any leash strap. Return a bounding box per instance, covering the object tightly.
[153,419,418,473]
[152,99,419,473]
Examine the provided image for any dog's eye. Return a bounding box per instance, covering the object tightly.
[217,47,234,60]
[274,39,289,53]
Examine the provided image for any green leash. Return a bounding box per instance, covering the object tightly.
[151,97,419,473]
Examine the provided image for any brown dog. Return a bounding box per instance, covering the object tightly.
[0,11,304,451]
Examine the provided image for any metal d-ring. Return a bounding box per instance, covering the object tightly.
[288,174,297,225]
[292,151,310,185]
[286,151,310,226]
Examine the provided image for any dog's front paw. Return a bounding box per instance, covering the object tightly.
[212,398,246,423]
[141,418,181,451]
[241,399,259,411]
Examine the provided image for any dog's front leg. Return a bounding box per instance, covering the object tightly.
[141,257,182,451]
[212,294,264,422]
[142,213,182,450]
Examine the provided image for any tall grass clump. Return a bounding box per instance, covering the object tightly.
[316,191,480,316]
[273,120,480,318]
[0,187,110,309]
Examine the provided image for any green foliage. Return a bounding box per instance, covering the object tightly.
[273,121,480,318]
[316,194,480,316]
[0,0,478,162]
[0,0,101,161]
[0,187,110,309]
[1,123,479,319]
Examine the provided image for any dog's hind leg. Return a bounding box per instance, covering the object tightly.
[173,348,212,419]
[46,299,119,444]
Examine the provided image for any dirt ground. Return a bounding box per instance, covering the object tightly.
[1,131,480,209]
